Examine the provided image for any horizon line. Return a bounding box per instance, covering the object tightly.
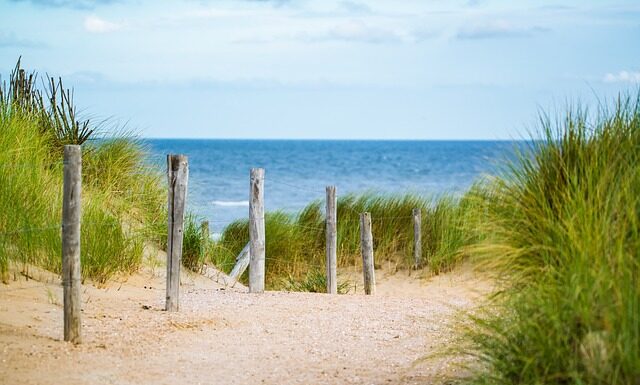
[134,137,527,141]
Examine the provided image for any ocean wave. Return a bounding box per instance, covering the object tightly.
[211,200,249,207]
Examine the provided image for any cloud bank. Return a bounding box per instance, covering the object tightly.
[603,70,640,83]
[457,21,548,40]
[9,0,118,10]
[84,16,122,33]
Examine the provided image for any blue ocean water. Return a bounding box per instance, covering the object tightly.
[144,140,518,234]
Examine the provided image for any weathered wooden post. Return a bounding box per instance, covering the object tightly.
[166,154,189,312]
[325,186,337,294]
[62,145,82,343]
[412,208,422,269]
[228,242,250,286]
[200,220,209,258]
[360,212,376,295]
[249,168,265,293]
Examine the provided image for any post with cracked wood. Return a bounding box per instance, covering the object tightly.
[166,154,189,311]
[412,208,422,269]
[249,168,265,293]
[62,145,82,343]
[325,185,337,294]
[360,212,376,295]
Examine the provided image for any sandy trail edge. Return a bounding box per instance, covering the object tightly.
[0,262,490,385]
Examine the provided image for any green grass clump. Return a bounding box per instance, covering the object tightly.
[465,93,640,384]
[182,213,210,272]
[0,60,165,284]
[210,192,478,290]
[281,269,351,294]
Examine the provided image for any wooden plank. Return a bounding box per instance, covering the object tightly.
[413,208,422,269]
[360,212,376,295]
[228,242,250,286]
[325,186,337,294]
[249,168,265,293]
[166,154,189,311]
[62,145,82,343]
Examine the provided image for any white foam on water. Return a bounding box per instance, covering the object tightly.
[211,200,249,207]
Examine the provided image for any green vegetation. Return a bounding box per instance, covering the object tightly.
[182,213,209,272]
[281,269,352,294]
[0,60,165,284]
[465,94,640,384]
[209,192,477,290]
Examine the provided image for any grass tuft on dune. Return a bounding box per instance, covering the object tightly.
[0,60,165,284]
[464,92,640,384]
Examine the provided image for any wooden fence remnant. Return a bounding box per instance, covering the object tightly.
[412,208,422,269]
[360,212,376,295]
[325,186,337,294]
[166,154,189,311]
[62,145,82,343]
[249,168,265,293]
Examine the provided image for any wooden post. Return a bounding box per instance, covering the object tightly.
[62,145,82,344]
[249,168,265,293]
[412,208,422,269]
[228,242,250,286]
[200,220,209,258]
[325,186,337,294]
[360,212,376,295]
[166,154,189,312]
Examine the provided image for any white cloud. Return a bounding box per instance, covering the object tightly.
[300,21,407,44]
[457,20,548,40]
[603,70,640,83]
[83,15,122,33]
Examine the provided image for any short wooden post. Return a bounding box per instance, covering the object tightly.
[360,212,376,295]
[325,186,337,294]
[249,168,265,293]
[412,208,422,269]
[62,145,82,343]
[166,154,189,312]
[200,220,209,257]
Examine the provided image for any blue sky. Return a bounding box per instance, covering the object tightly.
[0,0,639,139]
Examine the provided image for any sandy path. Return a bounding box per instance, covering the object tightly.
[0,264,490,385]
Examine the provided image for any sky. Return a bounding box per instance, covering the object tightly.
[0,0,639,139]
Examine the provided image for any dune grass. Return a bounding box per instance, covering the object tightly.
[464,93,640,384]
[0,60,165,284]
[209,192,478,290]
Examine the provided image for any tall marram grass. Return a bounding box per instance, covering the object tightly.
[210,192,480,290]
[465,93,640,384]
[0,60,165,284]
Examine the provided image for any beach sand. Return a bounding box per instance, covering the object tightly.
[0,256,491,385]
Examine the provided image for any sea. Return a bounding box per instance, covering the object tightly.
[144,140,518,234]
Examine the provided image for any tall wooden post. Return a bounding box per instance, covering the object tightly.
[360,212,376,295]
[249,168,265,293]
[166,154,189,312]
[325,186,337,294]
[62,145,82,343]
[412,208,422,269]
